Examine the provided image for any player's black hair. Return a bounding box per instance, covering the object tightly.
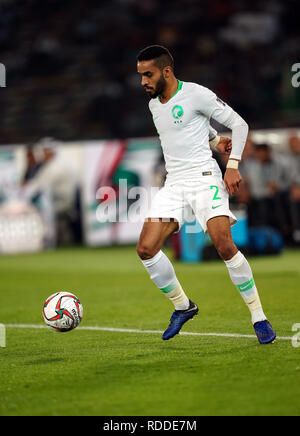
[137,45,174,71]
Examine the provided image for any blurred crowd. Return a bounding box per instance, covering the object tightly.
[0,0,300,143]
[215,132,300,246]
[21,138,82,246]
[10,130,298,250]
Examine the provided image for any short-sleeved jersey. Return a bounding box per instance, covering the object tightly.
[149,80,233,183]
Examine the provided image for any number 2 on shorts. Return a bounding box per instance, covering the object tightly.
[210,185,221,201]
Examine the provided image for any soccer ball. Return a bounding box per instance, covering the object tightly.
[42,292,83,332]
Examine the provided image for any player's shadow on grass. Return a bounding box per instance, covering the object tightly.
[160,342,257,356]
[25,357,66,365]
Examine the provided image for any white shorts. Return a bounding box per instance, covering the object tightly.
[146,171,237,233]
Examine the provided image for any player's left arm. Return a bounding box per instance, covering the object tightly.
[195,85,249,194]
[220,111,248,195]
[203,94,248,195]
[208,120,245,194]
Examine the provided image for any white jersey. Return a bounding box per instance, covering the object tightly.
[149,80,235,184]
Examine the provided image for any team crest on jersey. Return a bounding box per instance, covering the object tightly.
[172,105,184,121]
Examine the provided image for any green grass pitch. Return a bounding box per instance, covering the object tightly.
[0,246,300,416]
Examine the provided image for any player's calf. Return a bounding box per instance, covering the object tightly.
[141,250,191,310]
[213,235,237,261]
[224,250,276,343]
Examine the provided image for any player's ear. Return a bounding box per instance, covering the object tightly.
[163,66,172,79]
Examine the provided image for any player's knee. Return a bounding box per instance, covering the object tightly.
[136,242,158,260]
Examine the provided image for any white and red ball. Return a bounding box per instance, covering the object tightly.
[42,292,83,332]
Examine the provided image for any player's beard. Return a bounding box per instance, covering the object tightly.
[149,73,167,99]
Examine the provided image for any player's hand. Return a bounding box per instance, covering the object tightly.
[215,136,232,155]
[224,168,242,195]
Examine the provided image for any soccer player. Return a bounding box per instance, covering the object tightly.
[136,45,276,344]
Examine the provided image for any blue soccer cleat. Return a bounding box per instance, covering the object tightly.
[162,300,198,340]
[253,320,276,344]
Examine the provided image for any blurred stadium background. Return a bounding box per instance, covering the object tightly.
[0,0,299,257]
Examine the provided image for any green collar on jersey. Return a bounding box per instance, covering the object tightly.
[159,80,183,102]
[171,79,183,99]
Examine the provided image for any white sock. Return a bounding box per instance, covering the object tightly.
[224,251,267,324]
[141,250,190,310]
